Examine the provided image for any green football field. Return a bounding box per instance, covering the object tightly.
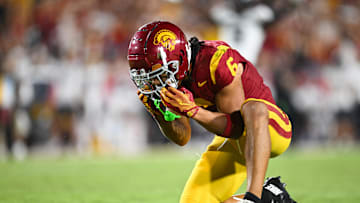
[1,147,360,203]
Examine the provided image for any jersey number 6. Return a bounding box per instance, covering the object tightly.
[226,57,238,76]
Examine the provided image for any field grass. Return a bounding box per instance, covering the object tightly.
[0,147,360,203]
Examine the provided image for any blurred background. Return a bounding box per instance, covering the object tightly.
[1,0,360,161]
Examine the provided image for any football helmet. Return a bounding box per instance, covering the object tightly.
[128,21,191,99]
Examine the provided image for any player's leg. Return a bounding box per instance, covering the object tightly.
[179,136,247,203]
[239,98,292,168]
[254,99,292,158]
[241,100,272,199]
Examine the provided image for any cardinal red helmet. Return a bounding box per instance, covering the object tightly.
[128,21,191,99]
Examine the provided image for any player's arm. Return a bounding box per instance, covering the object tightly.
[160,64,246,138]
[192,63,245,135]
[152,112,191,146]
[161,48,246,138]
[160,87,236,137]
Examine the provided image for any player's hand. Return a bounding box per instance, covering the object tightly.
[137,90,162,117]
[160,87,199,118]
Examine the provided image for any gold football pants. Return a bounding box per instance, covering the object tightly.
[180,99,292,203]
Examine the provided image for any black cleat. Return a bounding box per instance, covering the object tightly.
[261,176,297,203]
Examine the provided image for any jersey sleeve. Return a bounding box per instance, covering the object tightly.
[210,47,245,93]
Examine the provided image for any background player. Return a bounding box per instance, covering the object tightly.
[128,21,296,203]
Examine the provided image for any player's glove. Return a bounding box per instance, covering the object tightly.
[160,87,200,118]
[261,176,297,203]
[137,90,161,116]
[137,90,180,121]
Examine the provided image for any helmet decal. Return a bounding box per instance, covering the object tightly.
[153,29,177,51]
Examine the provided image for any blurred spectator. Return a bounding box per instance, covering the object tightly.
[1,0,360,158]
[0,52,16,156]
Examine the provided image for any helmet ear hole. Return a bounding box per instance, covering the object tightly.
[168,63,176,72]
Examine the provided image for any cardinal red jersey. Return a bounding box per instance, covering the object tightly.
[183,40,275,109]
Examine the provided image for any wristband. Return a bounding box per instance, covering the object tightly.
[220,114,232,138]
[219,111,244,139]
[184,106,200,118]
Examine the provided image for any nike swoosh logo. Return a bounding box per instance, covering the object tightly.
[197,81,207,87]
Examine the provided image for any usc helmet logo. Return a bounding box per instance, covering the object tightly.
[153,29,177,51]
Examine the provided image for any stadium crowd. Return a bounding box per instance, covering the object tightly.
[0,0,359,159]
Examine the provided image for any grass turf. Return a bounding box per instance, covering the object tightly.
[0,147,360,203]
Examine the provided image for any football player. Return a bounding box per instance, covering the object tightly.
[128,21,296,203]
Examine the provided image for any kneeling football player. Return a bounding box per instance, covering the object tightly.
[128,21,296,203]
